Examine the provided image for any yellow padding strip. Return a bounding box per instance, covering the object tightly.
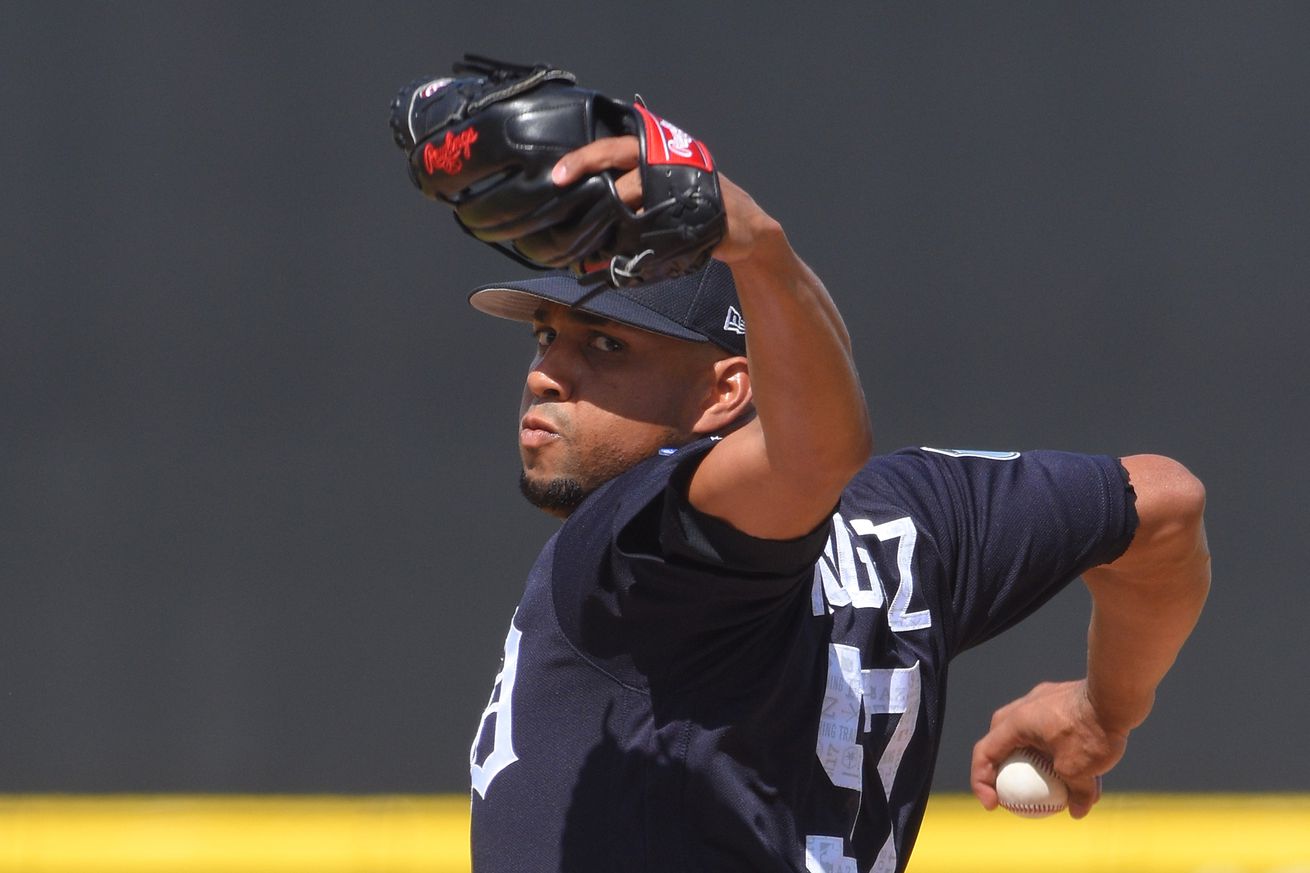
[913,794,1310,873]
[1,794,1309,872]
[0,796,470,873]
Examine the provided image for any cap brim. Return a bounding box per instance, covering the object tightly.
[468,273,712,344]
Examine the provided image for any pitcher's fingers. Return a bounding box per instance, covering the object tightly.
[552,136,640,186]
[969,742,1001,810]
[971,716,1023,773]
[1064,773,1103,820]
[614,170,642,208]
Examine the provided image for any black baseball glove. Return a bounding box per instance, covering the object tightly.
[389,55,726,288]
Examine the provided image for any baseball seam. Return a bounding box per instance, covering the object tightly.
[1023,749,1060,780]
[999,801,1064,814]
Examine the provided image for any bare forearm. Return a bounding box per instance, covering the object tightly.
[1082,455,1211,731]
[1085,553,1209,730]
[685,176,871,538]
[728,223,871,482]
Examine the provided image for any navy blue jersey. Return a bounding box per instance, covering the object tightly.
[469,441,1137,873]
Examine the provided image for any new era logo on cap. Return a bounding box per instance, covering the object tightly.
[723,305,746,336]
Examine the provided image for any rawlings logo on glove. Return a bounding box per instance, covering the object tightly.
[389,54,726,288]
[423,129,479,176]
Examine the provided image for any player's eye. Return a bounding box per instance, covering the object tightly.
[590,334,624,353]
[533,327,555,347]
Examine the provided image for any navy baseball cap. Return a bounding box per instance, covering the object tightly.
[468,260,747,356]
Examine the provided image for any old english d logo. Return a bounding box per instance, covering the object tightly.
[470,618,522,798]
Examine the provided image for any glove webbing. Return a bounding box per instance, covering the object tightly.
[453,54,576,114]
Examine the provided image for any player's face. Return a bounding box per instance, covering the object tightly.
[518,303,722,517]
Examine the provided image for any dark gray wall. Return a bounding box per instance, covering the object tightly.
[3,2,1305,792]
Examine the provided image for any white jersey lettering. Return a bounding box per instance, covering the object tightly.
[470,618,522,798]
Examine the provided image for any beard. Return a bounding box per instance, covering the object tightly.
[518,471,589,516]
[515,408,693,518]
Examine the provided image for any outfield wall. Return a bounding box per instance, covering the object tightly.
[6,2,1310,800]
[2,794,1307,873]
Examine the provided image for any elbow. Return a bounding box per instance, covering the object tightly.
[834,416,875,484]
[1169,463,1210,582]
[1169,459,1207,526]
[1087,455,1210,617]
[1144,455,1207,546]
[1177,465,1211,582]
[853,423,875,475]
[745,406,870,500]
[1121,454,1211,581]
[789,420,872,500]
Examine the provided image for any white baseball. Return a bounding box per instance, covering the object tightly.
[995,748,1068,818]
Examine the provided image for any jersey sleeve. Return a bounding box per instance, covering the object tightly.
[879,448,1139,657]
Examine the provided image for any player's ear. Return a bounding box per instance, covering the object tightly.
[692,356,752,434]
